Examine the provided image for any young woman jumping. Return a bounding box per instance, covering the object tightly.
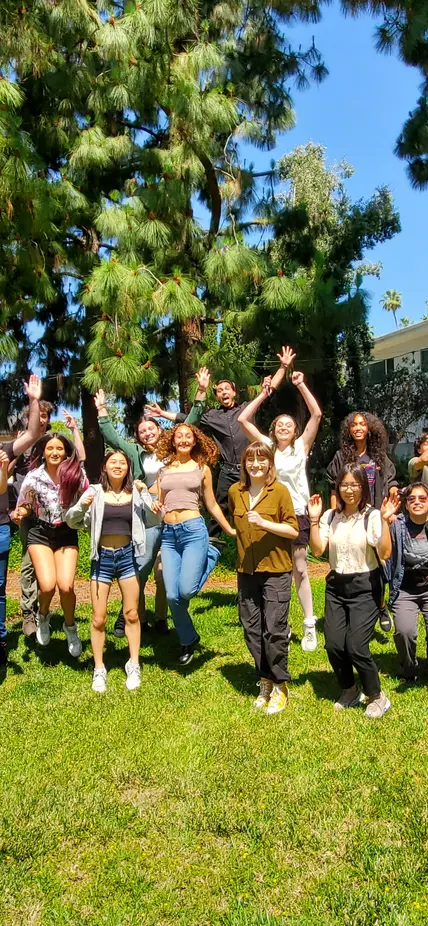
[66,450,152,692]
[155,423,236,666]
[13,433,88,655]
[309,464,396,718]
[238,351,322,652]
[229,441,298,714]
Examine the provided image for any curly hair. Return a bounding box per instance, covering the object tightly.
[340,411,388,470]
[155,423,219,468]
[414,431,428,457]
[268,413,299,451]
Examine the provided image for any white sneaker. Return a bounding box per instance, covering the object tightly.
[125,660,141,691]
[301,619,318,653]
[35,611,51,647]
[365,691,391,719]
[63,622,82,657]
[92,666,107,693]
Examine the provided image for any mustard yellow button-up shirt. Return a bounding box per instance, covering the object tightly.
[229,480,298,574]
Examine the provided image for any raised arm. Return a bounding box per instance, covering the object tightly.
[95,390,135,454]
[291,372,322,455]
[202,466,236,536]
[62,409,86,462]
[376,498,397,561]
[12,375,42,457]
[238,345,296,442]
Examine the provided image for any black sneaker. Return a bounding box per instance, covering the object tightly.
[154,619,169,635]
[113,612,125,638]
[0,642,7,669]
[379,606,392,633]
[140,620,150,633]
[178,636,200,667]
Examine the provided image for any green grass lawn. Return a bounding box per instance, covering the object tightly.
[2,579,428,926]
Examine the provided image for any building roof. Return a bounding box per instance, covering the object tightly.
[371,320,428,362]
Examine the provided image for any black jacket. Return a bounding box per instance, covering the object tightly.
[326,449,398,510]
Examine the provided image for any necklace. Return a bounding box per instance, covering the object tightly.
[110,489,124,503]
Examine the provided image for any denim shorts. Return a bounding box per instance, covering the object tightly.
[90,542,137,584]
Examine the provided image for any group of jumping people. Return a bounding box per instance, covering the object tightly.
[1,348,428,718]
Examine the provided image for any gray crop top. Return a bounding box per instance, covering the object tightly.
[159,465,203,512]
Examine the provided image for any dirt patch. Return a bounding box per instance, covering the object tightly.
[6,561,329,607]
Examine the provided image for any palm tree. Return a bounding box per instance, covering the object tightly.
[380,290,402,329]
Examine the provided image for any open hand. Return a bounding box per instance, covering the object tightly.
[144,402,164,419]
[151,499,164,515]
[94,389,106,412]
[24,374,42,402]
[381,495,401,524]
[388,486,400,504]
[308,494,323,521]
[277,346,296,369]
[195,366,210,392]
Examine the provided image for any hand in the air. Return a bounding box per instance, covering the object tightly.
[277,346,296,369]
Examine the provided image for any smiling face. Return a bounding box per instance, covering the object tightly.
[274,415,297,445]
[105,452,129,485]
[245,451,270,481]
[338,472,363,507]
[39,408,50,435]
[137,418,161,447]
[350,414,369,444]
[43,437,67,467]
[215,381,236,409]
[173,425,196,455]
[406,487,428,520]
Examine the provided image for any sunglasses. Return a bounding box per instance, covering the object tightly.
[407,496,428,503]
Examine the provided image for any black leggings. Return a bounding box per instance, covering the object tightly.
[324,569,382,698]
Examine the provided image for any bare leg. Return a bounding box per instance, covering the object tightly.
[28,545,56,616]
[292,545,315,622]
[119,575,140,664]
[91,580,110,669]
[54,547,79,625]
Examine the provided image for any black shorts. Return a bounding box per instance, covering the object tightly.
[27,519,79,552]
[293,514,310,547]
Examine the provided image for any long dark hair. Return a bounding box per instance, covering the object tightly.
[30,432,83,509]
[335,463,371,513]
[340,411,388,469]
[100,450,133,493]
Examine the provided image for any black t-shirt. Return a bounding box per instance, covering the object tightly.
[0,441,16,525]
[401,518,428,593]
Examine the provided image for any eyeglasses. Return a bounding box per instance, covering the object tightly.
[339,483,362,491]
[407,496,428,503]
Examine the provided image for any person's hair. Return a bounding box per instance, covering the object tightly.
[268,413,300,451]
[239,441,276,489]
[30,432,83,508]
[134,414,162,449]
[339,411,388,469]
[335,462,371,513]
[402,482,428,502]
[99,450,133,493]
[215,379,236,391]
[155,423,219,467]
[21,400,54,427]
[414,431,428,457]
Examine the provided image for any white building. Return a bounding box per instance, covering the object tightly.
[368,320,428,458]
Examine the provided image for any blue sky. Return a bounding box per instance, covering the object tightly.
[249,3,426,337]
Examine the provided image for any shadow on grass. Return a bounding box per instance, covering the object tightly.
[191,590,239,615]
[292,668,339,701]
[219,661,256,695]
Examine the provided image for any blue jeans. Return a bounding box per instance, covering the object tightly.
[136,524,163,584]
[161,518,220,645]
[0,524,11,642]
[91,543,137,584]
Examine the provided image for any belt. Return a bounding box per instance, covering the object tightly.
[220,462,240,472]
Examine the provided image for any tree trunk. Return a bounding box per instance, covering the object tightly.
[81,386,104,482]
[175,318,202,412]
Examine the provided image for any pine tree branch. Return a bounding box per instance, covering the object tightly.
[194,149,222,243]
[118,119,166,140]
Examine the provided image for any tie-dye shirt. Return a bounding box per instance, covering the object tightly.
[357,453,376,505]
[17,464,88,526]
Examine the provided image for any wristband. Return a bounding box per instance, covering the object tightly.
[309,519,320,525]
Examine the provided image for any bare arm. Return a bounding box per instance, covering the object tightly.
[62,409,86,462]
[0,452,8,495]
[291,372,322,455]
[237,389,268,442]
[202,466,236,536]
[308,494,329,557]
[330,491,338,509]
[376,498,396,560]
[12,375,42,456]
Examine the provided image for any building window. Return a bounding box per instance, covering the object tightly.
[368,360,386,385]
[386,357,394,375]
[421,349,428,374]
